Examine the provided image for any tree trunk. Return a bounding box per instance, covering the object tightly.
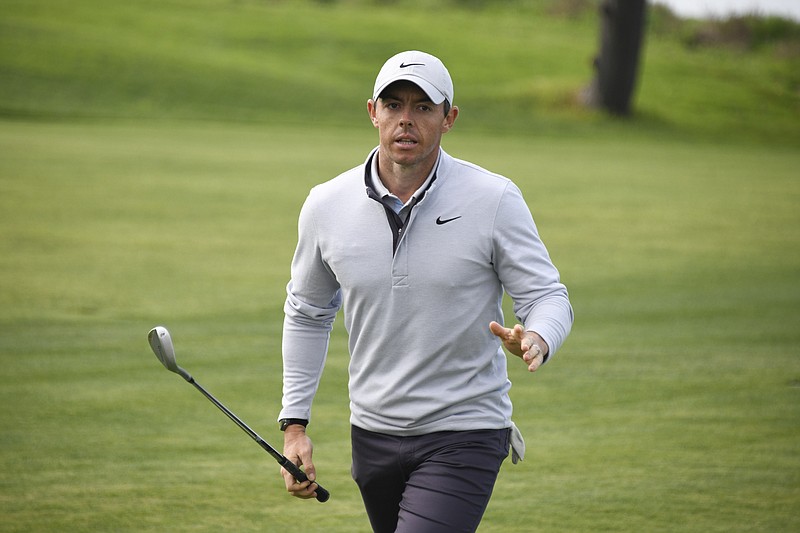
[583,0,648,116]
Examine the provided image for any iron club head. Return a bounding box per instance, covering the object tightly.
[148,326,192,381]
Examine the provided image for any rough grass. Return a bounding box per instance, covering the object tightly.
[1,0,798,143]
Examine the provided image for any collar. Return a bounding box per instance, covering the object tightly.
[365,148,441,208]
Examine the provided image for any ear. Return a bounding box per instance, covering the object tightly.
[367,99,379,128]
[441,105,459,133]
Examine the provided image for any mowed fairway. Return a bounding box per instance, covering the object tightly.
[1,0,799,531]
[1,119,797,532]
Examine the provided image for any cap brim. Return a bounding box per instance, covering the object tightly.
[374,75,447,105]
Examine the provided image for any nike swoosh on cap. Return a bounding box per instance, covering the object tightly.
[436,216,462,225]
[400,62,425,68]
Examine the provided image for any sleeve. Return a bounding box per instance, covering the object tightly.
[278,192,342,421]
[492,182,574,360]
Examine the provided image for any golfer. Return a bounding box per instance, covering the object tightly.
[278,50,573,532]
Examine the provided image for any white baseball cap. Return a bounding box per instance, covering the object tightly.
[372,50,454,105]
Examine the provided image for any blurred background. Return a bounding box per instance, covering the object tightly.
[655,0,800,20]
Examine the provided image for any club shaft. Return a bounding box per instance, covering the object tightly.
[188,378,281,457]
[187,377,329,502]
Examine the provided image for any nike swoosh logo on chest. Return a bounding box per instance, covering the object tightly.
[435,216,462,225]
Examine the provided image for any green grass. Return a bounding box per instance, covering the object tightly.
[1,1,799,531]
[1,0,798,143]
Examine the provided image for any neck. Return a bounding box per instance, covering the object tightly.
[376,151,437,204]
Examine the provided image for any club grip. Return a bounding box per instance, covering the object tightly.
[282,459,330,503]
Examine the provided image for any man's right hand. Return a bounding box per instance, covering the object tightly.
[281,425,319,499]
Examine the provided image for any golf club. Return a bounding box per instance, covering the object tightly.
[148,326,329,503]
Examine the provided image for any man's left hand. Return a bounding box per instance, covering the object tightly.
[489,322,548,372]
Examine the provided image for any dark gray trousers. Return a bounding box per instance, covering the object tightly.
[351,425,510,533]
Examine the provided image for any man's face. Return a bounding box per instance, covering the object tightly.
[368,81,458,173]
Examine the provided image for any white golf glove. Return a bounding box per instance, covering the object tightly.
[510,421,526,464]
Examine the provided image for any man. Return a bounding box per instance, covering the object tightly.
[278,50,573,532]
